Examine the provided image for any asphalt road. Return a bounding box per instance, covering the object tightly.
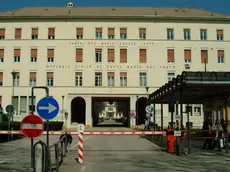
[59,128,230,172]
[1,127,230,172]
[0,135,60,172]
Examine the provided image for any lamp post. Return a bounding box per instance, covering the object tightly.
[64,112,68,130]
[145,86,149,105]
[10,71,17,141]
[62,95,65,122]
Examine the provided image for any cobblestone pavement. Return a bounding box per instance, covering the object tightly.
[0,135,60,172]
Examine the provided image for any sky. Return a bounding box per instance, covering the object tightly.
[0,0,229,15]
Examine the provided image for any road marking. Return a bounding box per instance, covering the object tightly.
[70,136,92,150]
[80,166,86,172]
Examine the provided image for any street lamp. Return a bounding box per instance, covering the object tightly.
[145,86,149,105]
[11,71,17,140]
[62,95,65,122]
[136,95,139,126]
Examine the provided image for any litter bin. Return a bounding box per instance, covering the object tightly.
[166,129,176,153]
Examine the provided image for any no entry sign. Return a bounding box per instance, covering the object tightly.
[20,115,44,138]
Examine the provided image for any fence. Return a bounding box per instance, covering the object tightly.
[32,133,69,172]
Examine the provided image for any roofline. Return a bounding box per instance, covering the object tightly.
[0,15,230,22]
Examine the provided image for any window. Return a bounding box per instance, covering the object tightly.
[120,49,127,63]
[29,72,36,86]
[120,28,127,39]
[75,72,82,86]
[139,28,146,39]
[0,96,2,106]
[29,96,36,112]
[12,96,19,115]
[120,72,127,86]
[95,72,102,86]
[76,48,83,62]
[184,49,191,63]
[14,72,20,86]
[20,96,27,114]
[47,49,54,62]
[15,28,22,39]
[31,49,37,62]
[184,29,190,40]
[0,29,5,40]
[201,50,208,64]
[48,28,55,39]
[167,29,174,40]
[167,49,174,63]
[47,72,54,86]
[139,49,146,63]
[31,28,38,39]
[96,28,102,39]
[14,49,21,62]
[108,107,113,111]
[108,28,114,39]
[216,30,223,41]
[76,28,83,39]
[200,29,207,40]
[217,50,224,64]
[194,105,201,115]
[108,72,114,87]
[108,49,114,62]
[95,49,102,62]
[168,73,175,81]
[139,72,147,87]
[0,49,4,62]
[0,72,3,86]
[185,105,193,116]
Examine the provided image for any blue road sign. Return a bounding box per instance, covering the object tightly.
[37,96,59,120]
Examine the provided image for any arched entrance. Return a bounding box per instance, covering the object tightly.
[71,97,86,124]
[136,97,148,125]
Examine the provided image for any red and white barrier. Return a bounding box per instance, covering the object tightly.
[0,130,166,135]
[77,132,84,164]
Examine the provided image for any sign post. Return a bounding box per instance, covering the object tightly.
[5,104,14,142]
[37,96,59,151]
[20,115,44,138]
[76,124,85,164]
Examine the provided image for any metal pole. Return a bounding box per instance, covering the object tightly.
[136,95,139,126]
[62,96,64,123]
[187,104,191,154]
[225,98,229,154]
[153,104,156,130]
[11,71,16,141]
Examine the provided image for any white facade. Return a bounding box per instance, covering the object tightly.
[0,7,230,128]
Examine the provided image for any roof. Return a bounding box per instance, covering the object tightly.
[0,6,229,21]
[149,71,230,104]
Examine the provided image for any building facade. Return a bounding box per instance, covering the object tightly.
[0,4,230,128]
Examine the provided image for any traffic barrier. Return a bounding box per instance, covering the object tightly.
[49,134,68,172]
[77,132,84,164]
[0,130,166,135]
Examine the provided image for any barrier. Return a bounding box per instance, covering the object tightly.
[49,133,68,172]
[77,132,84,164]
[0,130,166,135]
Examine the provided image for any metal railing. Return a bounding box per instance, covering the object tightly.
[49,134,68,172]
[32,133,69,172]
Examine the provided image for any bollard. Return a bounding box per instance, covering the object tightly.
[35,143,43,172]
[77,132,84,164]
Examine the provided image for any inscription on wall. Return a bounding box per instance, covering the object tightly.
[69,41,154,46]
[46,64,175,69]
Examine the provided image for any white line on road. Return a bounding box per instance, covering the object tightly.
[70,136,92,150]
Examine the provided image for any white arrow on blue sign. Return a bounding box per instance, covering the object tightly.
[37,96,59,120]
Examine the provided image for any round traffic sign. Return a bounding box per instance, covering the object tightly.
[20,115,44,138]
[145,105,153,114]
[6,104,14,114]
[130,111,135,117]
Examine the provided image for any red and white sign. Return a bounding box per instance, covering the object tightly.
[130,110,135,117]
[20,114,44,138]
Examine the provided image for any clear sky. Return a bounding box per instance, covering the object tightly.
[1,0,229,15]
